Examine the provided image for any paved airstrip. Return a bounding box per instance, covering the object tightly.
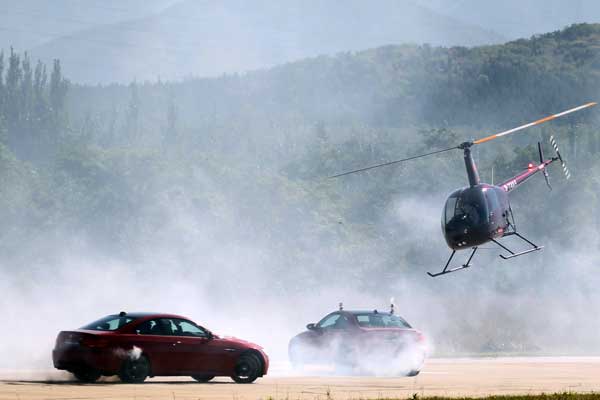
[2,357,600,400]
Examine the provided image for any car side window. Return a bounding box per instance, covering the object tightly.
[82,316,135,331]
[318,313,340,329]
[332,314,352,329]
[135,318,209,337]
[172,319,208,338]
[135,319,162,335]
[157,319,176,335]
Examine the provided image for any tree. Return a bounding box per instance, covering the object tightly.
[125,81,140,143]
[162,93,178,148]
[5,48,22,152]
[49,59,68,132]
[0,51,4,120]
[21,52,33,131]
[33,60,49,133]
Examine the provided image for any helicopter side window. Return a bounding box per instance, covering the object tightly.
[444,197,458,224]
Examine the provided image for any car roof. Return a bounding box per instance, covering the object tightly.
[107,312,190,320]
[343,310,394,315]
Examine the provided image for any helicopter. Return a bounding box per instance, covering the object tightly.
[331,102,597,277]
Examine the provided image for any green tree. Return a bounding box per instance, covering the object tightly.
[21,53,33,135]
[162,93,178,148]
[5,48,22,152]
[49,58,68,132]
[125,82,140,143]
[33,60,49,133]
[0,51,4,122]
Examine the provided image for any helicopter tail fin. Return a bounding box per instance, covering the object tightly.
[550,135,571,180]
[538,142,552,190]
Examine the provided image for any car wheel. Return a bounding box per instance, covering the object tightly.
[333,342,358,373]
[288,343,305,369]
[118,355,150,383]
[191,374,215,383]
[231,353,261,384]
[72,368,101,383]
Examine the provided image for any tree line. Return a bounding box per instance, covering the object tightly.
[0,48,68,161]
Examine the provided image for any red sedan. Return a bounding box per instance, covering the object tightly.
[52,312,268,383]
[288,307,427,376]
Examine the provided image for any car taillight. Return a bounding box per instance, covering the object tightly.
[80,336,109,348]
[416,332,426,343]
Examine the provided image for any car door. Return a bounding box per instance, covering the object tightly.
[126,319,181,375]
[166,318,221,374]
[317,313,356,359]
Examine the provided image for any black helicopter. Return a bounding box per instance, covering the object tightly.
[332,102,596,277]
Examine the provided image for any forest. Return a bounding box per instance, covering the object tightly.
[1,23,600,358]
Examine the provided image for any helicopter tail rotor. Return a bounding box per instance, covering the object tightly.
[550,135,571,180]
[538,142,552,190]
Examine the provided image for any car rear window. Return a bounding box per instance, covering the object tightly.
[355,313,412,328]
[81,315,137,331]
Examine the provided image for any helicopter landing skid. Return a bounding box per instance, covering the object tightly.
[491,232,543,260]
[427,247,478,277]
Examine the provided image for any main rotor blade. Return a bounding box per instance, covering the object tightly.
[329,146,457,178]
[473,102,597,145]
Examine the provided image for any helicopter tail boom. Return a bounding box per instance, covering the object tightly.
[498,156,555,192]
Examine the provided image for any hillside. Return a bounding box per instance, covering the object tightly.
[30,0,504,84]
[66,23,600,155]
[417,0,600,40]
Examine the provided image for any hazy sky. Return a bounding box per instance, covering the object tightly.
[3,1,600,83]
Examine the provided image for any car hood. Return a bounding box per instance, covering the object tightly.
[216,335,264,350]
[61,329,115,336]
[360,327,418,333]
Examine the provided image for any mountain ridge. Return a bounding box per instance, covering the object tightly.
[29,0,505,84]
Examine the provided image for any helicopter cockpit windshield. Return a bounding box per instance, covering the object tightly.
[443,189,489,227]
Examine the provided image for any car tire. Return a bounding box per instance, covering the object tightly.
[118,355,150,383]
[191,375,215,383]
[288,342,305,370]
[231,353,261,384]
[72,368,101,383]
[333,342,358,373]
[406,369,420,377]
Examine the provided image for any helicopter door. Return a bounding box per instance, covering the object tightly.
[486,188,501,215]
[454,191,488,227]
[485,187,510,230]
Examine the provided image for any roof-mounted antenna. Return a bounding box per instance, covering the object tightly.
[390,297,395,315]
[339,302,344,311]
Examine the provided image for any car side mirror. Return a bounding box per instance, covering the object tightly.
[306,323,317,330]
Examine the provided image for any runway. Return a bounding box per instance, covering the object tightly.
[2,357,600,400]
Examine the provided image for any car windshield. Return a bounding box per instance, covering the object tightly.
[354,313,412,328]
[81,315,137,331]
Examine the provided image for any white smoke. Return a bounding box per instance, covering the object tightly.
[114,346,143,361]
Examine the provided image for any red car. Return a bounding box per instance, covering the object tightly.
[288,307,427,376]
[52,312,268,383]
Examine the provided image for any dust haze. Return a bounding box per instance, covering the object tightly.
[1,1,600,379]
